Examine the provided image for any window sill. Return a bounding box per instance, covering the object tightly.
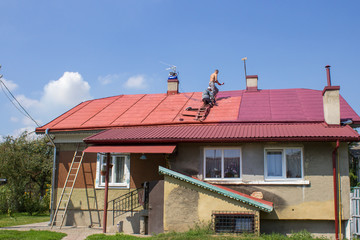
[205,179,310,186]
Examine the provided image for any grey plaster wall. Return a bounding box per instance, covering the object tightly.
[171,141,350,220]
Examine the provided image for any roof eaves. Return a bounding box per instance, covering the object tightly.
[158,166,273,212]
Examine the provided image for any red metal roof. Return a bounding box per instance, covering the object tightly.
[36,88,360,133]
[83,145,176,154]
[84,123,360,143]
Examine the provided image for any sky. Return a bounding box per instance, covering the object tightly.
[0,1,359,138]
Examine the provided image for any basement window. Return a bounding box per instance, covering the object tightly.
[204,148,241,180]
[265,147,303,180]
[95,153,130,188]
[212,211,256,233]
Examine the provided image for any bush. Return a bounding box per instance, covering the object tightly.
[0,186,10,214]
[0,132,53,215]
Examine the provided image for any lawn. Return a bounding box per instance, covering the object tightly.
[86,230,328,240]
[0,230,66,240]
[0,212,50,228]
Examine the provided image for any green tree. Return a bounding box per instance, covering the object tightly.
[0,132,53,214]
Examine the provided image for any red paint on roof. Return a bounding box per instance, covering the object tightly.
[84,123,360,144]
[36,89,360,133]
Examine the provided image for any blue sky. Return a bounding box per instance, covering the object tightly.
[0,1,359,137]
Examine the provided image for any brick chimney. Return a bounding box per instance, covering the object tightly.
[322,66,340,125]
[246,75,258,92]
[167,72,179,95]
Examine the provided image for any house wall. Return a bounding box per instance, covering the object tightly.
[170,142,350,221]
[53,143,167,230]
[163,175,260,233]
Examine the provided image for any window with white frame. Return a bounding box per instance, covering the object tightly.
[95,153,130,188]
[204,148,241,180]
[265,148,303,180]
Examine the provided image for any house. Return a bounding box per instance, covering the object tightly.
[35,66,360,238]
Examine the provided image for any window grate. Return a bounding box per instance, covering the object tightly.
[212,211,256,234]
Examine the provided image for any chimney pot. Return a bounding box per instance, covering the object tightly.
[167,73,179,95]
[325,65,332,86]
[322,65,340,125]
[246,75,258,92]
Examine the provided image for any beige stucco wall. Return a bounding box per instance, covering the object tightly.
[171,142,350,221]
[53,188,143,233]
[163,176,260,233]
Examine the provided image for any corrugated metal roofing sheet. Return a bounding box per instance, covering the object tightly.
[36,89,360,132]
[84,123,360,143]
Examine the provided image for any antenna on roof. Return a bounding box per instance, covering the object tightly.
[160,61,178,79]
[241,57,247,88]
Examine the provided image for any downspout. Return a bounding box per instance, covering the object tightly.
[338,149,342,240]
[332,140,340,240]
[45,128,57,225]
[103,152,110,233]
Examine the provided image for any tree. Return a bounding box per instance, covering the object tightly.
[0,132,53,214]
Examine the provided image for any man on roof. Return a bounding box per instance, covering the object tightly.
[209,69,224,97]
[202,87,214,107]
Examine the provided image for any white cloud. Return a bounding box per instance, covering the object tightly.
[16,94,40,108]
[41,72,91,107]
[124,75,148,89]
[3,72,92,137]
[0,78,18,91]
[98,74,120,85]
[11,127,38,139]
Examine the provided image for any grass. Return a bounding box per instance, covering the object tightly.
[86,229,328,240]
[0,212,50,228]
[0,230,66,240]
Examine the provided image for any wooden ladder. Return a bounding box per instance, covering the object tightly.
[51,146,85,228]
[182,104,212,122]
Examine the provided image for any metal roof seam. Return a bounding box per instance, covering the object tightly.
[140,94,168,124]
[109,94,147,125]
[47,100,92,129]
[80,95,123,127]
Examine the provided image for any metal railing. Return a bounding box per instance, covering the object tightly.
[112,187,147,221]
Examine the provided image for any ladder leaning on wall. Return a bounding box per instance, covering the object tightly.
[51,146,85,228]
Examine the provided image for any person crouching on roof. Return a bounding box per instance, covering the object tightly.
[202,87,214,107]
[209,69,224,98]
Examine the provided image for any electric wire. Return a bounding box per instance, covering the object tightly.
[0,78,40,127]
[0,82,29,119]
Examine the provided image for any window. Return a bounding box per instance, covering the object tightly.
[204,148,241,180]
[95,153,130,188]
[265,147,303,180]
[212,211,256,233]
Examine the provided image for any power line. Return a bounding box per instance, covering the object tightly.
[0,74,41,127]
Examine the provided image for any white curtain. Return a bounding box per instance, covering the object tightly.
[267,151,282,177]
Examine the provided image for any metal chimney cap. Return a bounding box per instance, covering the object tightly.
[325,65,331,68]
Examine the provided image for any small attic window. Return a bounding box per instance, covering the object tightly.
[212,211,257,234]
